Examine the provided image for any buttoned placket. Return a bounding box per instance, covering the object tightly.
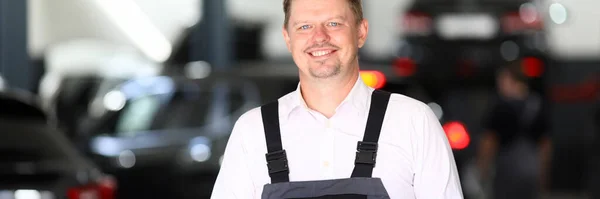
[321,118,335,179]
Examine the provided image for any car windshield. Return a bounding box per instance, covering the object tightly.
[111,90,213,137]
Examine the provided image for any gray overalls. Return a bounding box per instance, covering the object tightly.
[260,90,392,199]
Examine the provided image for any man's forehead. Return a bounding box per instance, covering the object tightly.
[288,0,353,21]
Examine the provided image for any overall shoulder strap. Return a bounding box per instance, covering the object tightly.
[351,90,392,178]
[261,100,290,183]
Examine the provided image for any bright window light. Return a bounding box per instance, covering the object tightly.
[93,0,172,62]
[549,3,568,25]
[15,190,41,199]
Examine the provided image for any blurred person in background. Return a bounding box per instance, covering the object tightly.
[477,60,552,199]
[211,0,463,198]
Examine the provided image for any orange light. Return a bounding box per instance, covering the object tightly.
[393,57,416,77]
[442,121,470,150]
[360,70,386,89]
[521,57,544,78]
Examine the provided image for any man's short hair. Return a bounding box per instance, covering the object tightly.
[283,0,363,28]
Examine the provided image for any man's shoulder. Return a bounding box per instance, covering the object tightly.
[234,91,296,128]
[385,92,430,115]
[235,106,263,125]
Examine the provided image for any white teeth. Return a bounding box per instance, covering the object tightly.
[311,50,332,57]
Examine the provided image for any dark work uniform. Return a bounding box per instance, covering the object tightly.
[482,93,548,199]
[259,90,391,199]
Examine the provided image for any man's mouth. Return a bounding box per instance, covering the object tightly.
[308,50,337,57]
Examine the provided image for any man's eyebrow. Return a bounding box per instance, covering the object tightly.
[292,20,310,26]
[328,16,346,21]
[291,16,347,26]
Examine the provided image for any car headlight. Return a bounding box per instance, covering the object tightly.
[188,137,212,163]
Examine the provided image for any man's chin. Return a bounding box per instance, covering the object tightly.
[308,68,341,79]
[310,74,339,79]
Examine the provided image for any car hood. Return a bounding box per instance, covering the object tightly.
[89,127,229,157]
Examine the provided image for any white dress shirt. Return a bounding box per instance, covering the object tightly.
[211,76,464,199]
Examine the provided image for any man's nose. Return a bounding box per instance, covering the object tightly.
[311,26,330,43]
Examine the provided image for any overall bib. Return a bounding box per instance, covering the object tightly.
[260,90,392,199]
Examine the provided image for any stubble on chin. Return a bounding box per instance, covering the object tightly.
[309,60,341,79]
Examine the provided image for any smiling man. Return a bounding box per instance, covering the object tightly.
[210,0,463,198]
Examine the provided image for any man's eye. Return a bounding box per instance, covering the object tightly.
[329,22,339,26]
[299,25,310,30]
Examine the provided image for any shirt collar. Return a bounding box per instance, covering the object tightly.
[279,75,374,122]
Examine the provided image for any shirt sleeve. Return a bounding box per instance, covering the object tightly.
[211,115,256,199]
[412,104,464,199]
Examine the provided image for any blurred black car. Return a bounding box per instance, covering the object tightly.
[48,76,128,143]
[397,0,547,95]
[69,75,262,198]
[0,90,116,199]
[80,75,261,174]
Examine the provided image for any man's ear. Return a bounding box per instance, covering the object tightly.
[282,26,292,52]
[357,19,369,48]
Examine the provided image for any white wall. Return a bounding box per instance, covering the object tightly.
[28,0,125,58]
[362,0,414,60]
[542,0,600,60]
[27,0,200,61]
[27,0,600,62]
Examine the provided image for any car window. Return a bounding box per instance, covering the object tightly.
[228,87,245,115]
[55,77,102,118]
[115,95,162,134]
[112,90,214,137]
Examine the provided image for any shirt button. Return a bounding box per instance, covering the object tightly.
[323,161,330,167]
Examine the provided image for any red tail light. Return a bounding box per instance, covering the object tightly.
[501,4,543,33]
[393,57,416,77]
[521,57,544,78]
[67,176,116,199]
[401,12,432,35]
[443,121,470,150]
[360,70,387,89]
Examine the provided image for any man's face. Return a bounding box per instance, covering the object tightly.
[497,69,523,99]
[283,0,368,80]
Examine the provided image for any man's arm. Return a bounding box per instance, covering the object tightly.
[211,116,256,198]
[412,104,464,198]
[532,102,552,193]
[476,131,498,181]
[538,136,552,193]
[477,101,501,183]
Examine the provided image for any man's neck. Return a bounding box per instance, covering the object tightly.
[300,71,360,118]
